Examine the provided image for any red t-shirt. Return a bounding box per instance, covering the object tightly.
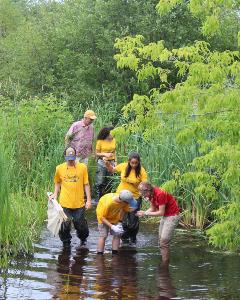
[151,187,180,217]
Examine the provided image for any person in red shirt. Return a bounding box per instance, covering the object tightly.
[137,182,180,266]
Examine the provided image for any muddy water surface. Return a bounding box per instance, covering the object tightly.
[0,218,240,299]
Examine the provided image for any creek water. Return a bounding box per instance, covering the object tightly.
[0,217,239,300]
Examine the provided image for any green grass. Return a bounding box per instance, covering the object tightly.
[0,97,223,260]
[0,99,121,261]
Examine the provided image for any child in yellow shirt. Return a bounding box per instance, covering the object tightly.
[96,190,137,255]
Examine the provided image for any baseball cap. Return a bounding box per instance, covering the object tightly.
[65,147,76,161]
[84,110,97,120]
[119,190,138,208]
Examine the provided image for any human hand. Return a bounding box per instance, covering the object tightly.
[103,158,111,165]
[116,222,124,233]
[111,224,124,235]
[136,210,145,217]
[47,192,56,201]
[85,200,92,210]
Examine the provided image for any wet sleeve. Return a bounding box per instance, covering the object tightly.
[83,165,89,185]
[54,167,61,184]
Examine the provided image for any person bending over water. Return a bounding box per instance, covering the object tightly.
[96,190,137,255]
[137,182,180,266]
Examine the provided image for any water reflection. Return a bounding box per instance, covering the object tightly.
[137,262,176,300]
[1,226,240,299]
[51,247,89,299]
[93,252,138,299]
[52,249,177,299]
[156,263,176,300]
[50,248,140,299]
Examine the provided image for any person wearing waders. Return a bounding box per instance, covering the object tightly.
[48,147,91,248]
[65,110,97,165]
[104,152,147,247]
[137,182,180,267]
[96,190,137,255]
[95,125,116,203]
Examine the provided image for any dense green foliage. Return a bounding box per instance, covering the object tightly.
[0,94,120,257]
[0,0,205,109]
[113,0,240,250]
[0,0,239,255]
[0,96,72,256]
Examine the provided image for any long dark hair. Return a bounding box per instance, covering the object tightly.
[97,126,114,140]
[125,152,141,178]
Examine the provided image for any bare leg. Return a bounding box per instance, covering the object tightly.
[97,237,107,252]
[112,236,120,251]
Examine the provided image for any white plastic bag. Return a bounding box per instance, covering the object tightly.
[47,192,68,236]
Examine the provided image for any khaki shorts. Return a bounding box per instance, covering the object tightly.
[98,223,119,237]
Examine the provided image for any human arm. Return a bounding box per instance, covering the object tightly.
[137,203,165,217]
[101,217,114,229]
[102,217,123,234]
[103,159,117,173]
[65,123,75,146]
[144,205,165,217]
[65,134,71,146]
[84,183,91,209]
[48,167,61,201]
[48,182,61,200]
[96,151,114,158]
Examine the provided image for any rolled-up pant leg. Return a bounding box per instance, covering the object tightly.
[159,215,180,263]
[72,207,89,242]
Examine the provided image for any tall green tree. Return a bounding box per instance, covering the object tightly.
[114,0,240,250]
[0,0,203,111]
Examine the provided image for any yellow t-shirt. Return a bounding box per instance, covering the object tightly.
[96,193,130,224]
[115,162,147,198]
[96,138,116,161]
[54,162,89,209]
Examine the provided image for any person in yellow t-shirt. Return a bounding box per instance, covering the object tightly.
[96,190,137,255]
[95,126,116,202]
[48,147,92,248]
[104,152,148,246]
